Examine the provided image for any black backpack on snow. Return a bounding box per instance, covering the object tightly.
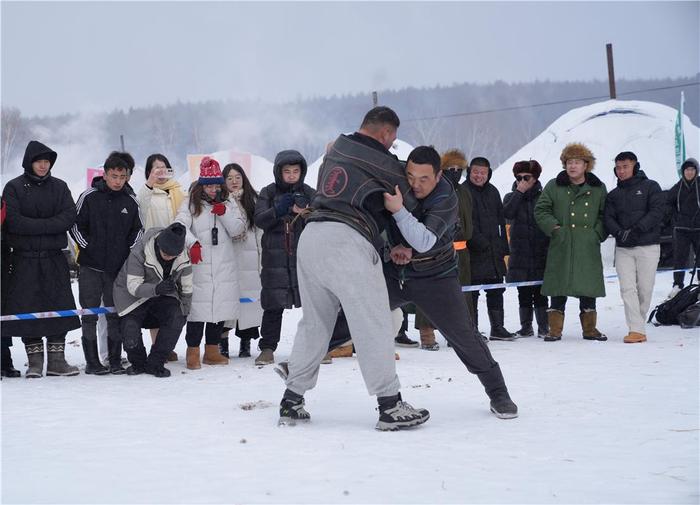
[648,263,700,326]
[679,301,700,329]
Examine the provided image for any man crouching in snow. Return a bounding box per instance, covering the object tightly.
[112,222,192,377]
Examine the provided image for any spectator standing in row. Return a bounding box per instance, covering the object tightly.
[605,152,665,343]
[71,152,143,375]
[667,157,699,296]
[253,150,315,365]
[465,156,515,341]
[503,160,550,337]
[220,163,263,359]
[176,157,246,369]
[137,153,186,361]
[1,141,80,378]
[535,143,607,341]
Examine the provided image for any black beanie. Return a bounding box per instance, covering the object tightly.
[156,223,186,256]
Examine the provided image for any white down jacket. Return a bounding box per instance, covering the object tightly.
[175,198,246,323]
[228,196,264,329]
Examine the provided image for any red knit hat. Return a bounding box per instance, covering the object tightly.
[198,157,224,185]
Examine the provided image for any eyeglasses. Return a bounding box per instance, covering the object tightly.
[515,175,532,182]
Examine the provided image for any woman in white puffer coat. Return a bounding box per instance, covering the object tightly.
[220,163,264,358]
[175,157,246,370]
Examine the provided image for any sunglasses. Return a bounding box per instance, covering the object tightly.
[515,175,532,182]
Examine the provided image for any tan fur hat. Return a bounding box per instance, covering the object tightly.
[441,149,468,170]
[560,142,596,172]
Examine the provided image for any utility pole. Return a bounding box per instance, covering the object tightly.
[606,43,617,99]
[119,134,125,151]
[372,91,378,106]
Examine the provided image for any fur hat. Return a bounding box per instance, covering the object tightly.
[156,222,187,256]
[440,149,468,170]
[512,160,542,179]
[560,143,596,172]
[198,156,224,185]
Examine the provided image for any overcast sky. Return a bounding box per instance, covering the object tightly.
[2,1,698,117]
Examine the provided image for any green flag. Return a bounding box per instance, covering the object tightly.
[675,91,686,178]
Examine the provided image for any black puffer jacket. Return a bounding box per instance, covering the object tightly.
[605,170,665,247]
[503,181,549,282]
[254,150,316,310]
[667,158,700,230]
[465,179,509,280]
[1,140,80,336]
[70,176,143,274]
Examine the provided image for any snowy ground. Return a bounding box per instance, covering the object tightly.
[1,270,698,504]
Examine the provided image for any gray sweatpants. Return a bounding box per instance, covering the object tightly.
[285,221,400,398]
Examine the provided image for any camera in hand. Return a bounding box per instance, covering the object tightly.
[211,226,218,246]
[293,192,310,208]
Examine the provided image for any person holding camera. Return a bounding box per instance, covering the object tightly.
[175,157,246,369]
[253,150,315,365]
[137,153,186,362]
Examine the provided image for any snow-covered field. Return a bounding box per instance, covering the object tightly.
[1,270,698,504]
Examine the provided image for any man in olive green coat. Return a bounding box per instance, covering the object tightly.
[534,142,608,341]
[415,149,474,350]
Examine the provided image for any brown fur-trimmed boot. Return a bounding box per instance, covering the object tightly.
[580,310,607,341]
[419,327,439,351]
[203,344,229,365]
[544,310,564,341]
[186,347,201,370]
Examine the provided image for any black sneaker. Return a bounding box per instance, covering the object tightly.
[278,398,311,426]
[490,393,518,419]
[126,365,145,376]
[376,394,430,431]
[145,364,171,378]
[395,334,419,348]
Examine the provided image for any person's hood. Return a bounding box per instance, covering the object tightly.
[22,140,57,175]
[273,150,307,191]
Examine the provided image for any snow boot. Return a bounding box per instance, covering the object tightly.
[82,338,109,375]
[488,309,516,341]
[255,348,275,366]
[145,363,171,378]
[219,337,229,358]
[279,390,311,426]
[544,310,564,341]
[489,392,519,419]
[203,344,229,365]
[419,327,439,351]
[624,332,647,344]
[46,342,79,376]
[24,342,44,379]
[580,311,607,341]
[515,307,534,337]
[186,347,201,370]
[375,393,430,431]
[1,345,21,378]
[107,338,126,374]
[167,351,178,362]
[534,306,549,338]
[238,337,251,358]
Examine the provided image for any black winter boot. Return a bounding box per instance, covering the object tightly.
[238,337,251,358]
[1,345,21,378]
[488,309,516,341]
[107,338,126,374]
[534,306,549,338]
[82,338,109,375]
[219,337,229,358]
[477,364,518,418]
[25,342,44,379]
[515,307,534,337]
[46,342,79,376]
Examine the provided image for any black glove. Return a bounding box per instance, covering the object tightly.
[274,193,295,217]
[617,228,632,243]
[155,278,177,296]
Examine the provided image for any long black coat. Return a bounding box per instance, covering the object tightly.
[1,141,80,336]
[503,181,549,282]
[254,150,316,310]
[464,180,509,281]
